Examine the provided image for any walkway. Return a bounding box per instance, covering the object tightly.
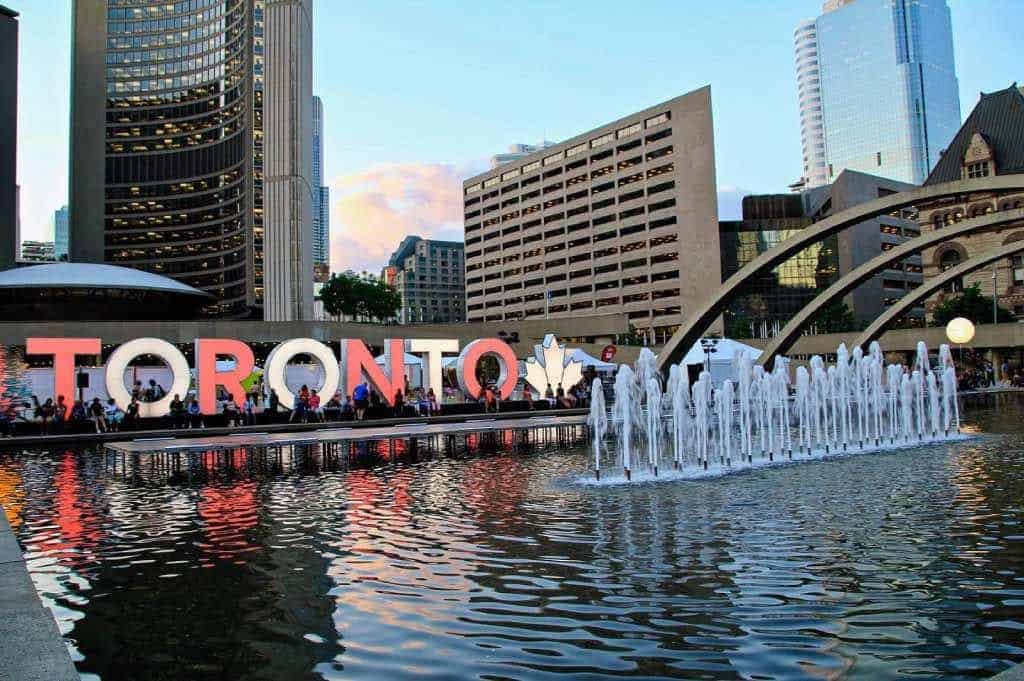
[0,505,79,680]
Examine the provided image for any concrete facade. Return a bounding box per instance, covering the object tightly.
[0,5,18,270]
[263,0,314,321]
[463,86,720,345]
[388,236,466,324]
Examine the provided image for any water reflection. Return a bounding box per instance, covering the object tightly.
[1,401,1024,679]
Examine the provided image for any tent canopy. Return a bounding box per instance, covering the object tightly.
[567,348,616,370]
[374,352,423,366]
[681,338,762,366]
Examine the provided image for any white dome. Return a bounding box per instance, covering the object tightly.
[0,263,209,297]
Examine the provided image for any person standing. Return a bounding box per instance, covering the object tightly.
[353,382,369,421]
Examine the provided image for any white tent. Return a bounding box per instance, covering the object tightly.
[567,348,616,372]
[374,352,423,367]
[681,338,763,385]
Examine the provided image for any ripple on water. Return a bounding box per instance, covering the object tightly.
[1,404,1024,679]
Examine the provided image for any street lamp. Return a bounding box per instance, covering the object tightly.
[946,317,975,371]
[700,338,720,374]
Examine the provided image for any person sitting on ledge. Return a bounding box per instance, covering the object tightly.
[125,397,141,429]
[222,393,240,427]
[545,384,556,408]
[70,399,87,428]
[324,392,342,420]
[88,397,106,433]
[169,394,184,429]
[427,388,440,416]
[54,396,68,434]
[187,398,204,429]
[310,389,323,422]
[484,385,498,414]
[106,398,125,432]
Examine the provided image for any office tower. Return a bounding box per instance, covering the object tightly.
[795,0,960,187]
[69,0,310,319]
[491,142,557,169]
[263,0,313,321]
[54,205,69,261]
[20,240,56,263]
[312,95,329,282]
[388,236,465,324]
[0,5,17,270]
[462,87,719,345]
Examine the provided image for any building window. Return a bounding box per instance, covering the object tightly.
[940,249,962,293]
[1013,255,1024,286]
[967,161,990,179]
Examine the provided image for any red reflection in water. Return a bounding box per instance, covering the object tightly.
[196,481,259,561]
[0,461,24,530]
[47,451,104,568]
[464,455,528,521]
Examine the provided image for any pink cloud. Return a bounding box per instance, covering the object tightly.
[328,161,484,274]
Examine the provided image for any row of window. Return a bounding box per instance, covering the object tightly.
[466,119,673,195]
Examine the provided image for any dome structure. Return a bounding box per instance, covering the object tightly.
[0,263,212,320]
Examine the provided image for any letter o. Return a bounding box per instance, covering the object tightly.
[265,338,340,408]
[456,339,519,400]
[105,338,190,418]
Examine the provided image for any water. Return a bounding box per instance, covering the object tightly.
[2,396,1024,680]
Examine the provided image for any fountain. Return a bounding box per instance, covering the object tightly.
[587,340,965,482]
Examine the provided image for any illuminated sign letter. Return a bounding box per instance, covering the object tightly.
[407,338,458,400]
[340,339,403,406]
[194,338,255,414]
[264,338,340,409]
[105,338,190,417]
[26,337,101,417]
[456,338,519,400]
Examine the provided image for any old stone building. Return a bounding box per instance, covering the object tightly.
[918,83,1024,319]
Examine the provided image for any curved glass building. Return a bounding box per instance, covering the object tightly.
[71,0,268,317]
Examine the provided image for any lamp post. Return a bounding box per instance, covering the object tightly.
[700,338,720,374]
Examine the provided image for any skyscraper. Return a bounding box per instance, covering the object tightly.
[312,95,329,282]
[263,0,313,321]
[69,0,311,319]
[0,5,17,270]
[795,0,960,187]
[54,205,68,261]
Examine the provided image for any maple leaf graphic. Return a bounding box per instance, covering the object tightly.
[523,334,584,396]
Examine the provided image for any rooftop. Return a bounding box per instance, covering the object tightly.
[926,83,1024,185]
[0,262,211,297]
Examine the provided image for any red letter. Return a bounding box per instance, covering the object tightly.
[26,338,101,417]
[456,339,519,400]
[341,339,404,406]
[194,339,255,414]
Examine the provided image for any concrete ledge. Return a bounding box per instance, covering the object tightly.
[0,408,589,450]
[992,664,1024,680]
[0,507,79,681]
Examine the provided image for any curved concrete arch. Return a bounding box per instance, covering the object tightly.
[853,241,1024,348]
[757,207,1024,367]
[656,176,1024,371]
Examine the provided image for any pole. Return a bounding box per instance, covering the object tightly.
[993,264,998,324]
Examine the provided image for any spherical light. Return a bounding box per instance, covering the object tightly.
[946,317,975,345]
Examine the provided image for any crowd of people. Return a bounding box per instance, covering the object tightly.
[0,368,603,437]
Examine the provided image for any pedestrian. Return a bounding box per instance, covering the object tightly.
[125,397,140,429]
[353,381,369,421]
[268,388,280,423]
[243,393,256,426]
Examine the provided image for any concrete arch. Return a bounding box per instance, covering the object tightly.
[656,176,1024,371]
[1003,231,1024,245]
[854,240,1024,348]
[757,207,1024,367]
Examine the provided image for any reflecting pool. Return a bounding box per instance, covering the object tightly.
[2,395,1024,680]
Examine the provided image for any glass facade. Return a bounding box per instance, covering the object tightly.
[102,0,262,317]
[312,95,329,276]
[719,219,840,338]
[812,0,960,185]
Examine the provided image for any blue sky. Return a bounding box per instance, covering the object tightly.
[6,0,1021,271]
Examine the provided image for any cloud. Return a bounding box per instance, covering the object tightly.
[328,160,486,274]
[717,184,752,221]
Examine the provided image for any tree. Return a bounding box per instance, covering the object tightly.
[931,283,1014,325]
[317,272,401,323]
[811,301,857,334]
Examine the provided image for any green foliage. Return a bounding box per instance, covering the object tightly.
[811,301,857,334]
[931,284,1014,325]
[317,271,402,323]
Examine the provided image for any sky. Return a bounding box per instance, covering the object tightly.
[5,0,1022,272]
